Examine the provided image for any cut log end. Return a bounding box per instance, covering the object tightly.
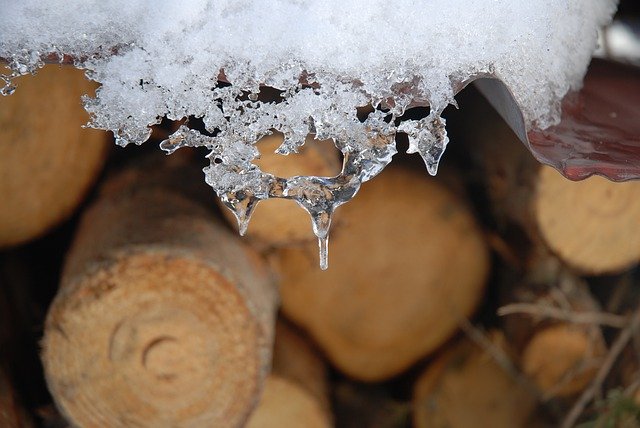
[0,64,109,248]
[413,333,538,428]
[535,166,640,274]
[43,253,265,427]
[42,159,278,427]
[246,376,331,428]
[276,166,490,381]
[248,321,331,428]
[521,323,605,397]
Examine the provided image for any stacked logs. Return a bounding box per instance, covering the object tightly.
[2,66,640,427]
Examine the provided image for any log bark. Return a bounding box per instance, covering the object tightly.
[247,321,331,428]
[41,156,278,428]
[466,96,640,275]
[0,64,109,248]
[220,133,341,249]
[413,332,538,428]
[274,165,490,381]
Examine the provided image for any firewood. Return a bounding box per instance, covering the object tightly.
[41,157,278,428]
[247,321,331,428]
[273,165,490,381]
[0,64,109,248]
[499,259,607,398]
[466,98,640,274]
[220,133,341,248]
[413,332,538,428]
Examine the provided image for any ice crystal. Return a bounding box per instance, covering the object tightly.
[0,0,618,267]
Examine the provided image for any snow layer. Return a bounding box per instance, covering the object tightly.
[0,0,618,267]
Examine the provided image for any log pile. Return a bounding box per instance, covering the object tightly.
[1,61,640,428]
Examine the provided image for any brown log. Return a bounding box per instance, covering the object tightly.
[247,321,331,428]
[220,133,341,248]
[41,157,278,428]
[273,165,490,381]
[467,97,640,275]
[0,64,109,248]
[499,259,607,398]
[413,332,538,428]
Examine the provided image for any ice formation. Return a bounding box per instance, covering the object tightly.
[0,0,618,268]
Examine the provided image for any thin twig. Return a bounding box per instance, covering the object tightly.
[561,304,640,428]
[498,303,628,328]
[458,318,541,399]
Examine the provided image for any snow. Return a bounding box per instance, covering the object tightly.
[0,0,618,267]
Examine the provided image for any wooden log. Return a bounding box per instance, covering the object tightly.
[220,133,341,248]
[0,64,109,248]
[247,321,331,428]
[499,259,607,398]
[413,332,538,428]
[465,94,640,275]
[273,165,490,381]
[41,157,278,428]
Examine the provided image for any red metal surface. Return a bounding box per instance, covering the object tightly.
[527,59,640,181]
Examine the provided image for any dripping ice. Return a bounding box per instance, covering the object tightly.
[158,107,410,270]
[0,0,618,268]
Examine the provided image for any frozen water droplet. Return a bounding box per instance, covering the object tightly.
[221,191,260,236]
[114,134,131,147]
[310,210,332,270]
[399,113,449,176]
[318,235,329,270]
[0,84,16,96]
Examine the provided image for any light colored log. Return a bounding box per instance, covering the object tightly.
[275,165,490,381]
[535,166,640,274]
[0,64,109,248]
[413,332,538,428]
[469,104,640,275]
[42,159,278,428]
[247,321,331,428]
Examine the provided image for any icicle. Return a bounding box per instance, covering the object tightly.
[310,210,332,270]
[399,112,449,176]
[220,192,260,236]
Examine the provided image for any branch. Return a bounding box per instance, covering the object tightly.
[498,303,628,329]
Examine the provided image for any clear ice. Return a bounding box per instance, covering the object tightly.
[159,107,401,269]
[0,0,617,267]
